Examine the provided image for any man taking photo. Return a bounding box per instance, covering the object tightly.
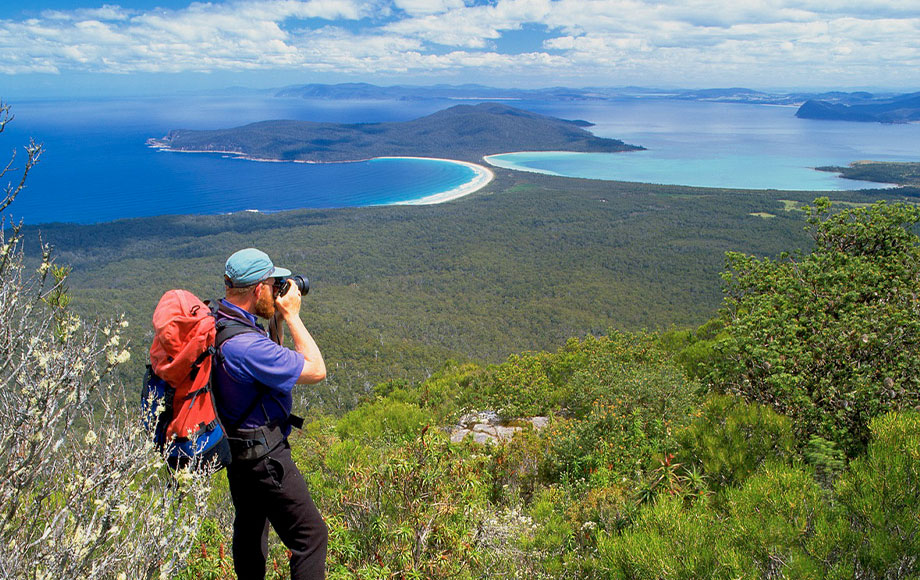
[213,247,328,580]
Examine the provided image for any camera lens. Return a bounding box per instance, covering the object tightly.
[290,275,309,295]
[275,274,310,295]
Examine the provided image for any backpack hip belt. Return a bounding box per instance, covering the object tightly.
[226,413,304,463]
[227,424,284,463]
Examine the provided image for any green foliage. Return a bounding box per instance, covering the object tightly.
[711,199,920,455]
[522,488,575,576]
[662,317,727,380]
[803,436,846,487]
[457,332,699,424]
[335,397,433,445]
[598,495,744,579]
[835,411,920,578]
[485,427,545,504]
[676,394,796,490]
[324,431,486,579]
[174,519,234,580]
[414,332,700,493]
[723,463,841,579]
[544,401,665,488]
[414,360,481,423]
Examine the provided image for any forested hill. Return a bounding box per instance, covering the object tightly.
[149,103,643,163]
[796,91,920,123]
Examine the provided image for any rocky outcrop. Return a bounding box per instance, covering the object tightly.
[449,411,549,444]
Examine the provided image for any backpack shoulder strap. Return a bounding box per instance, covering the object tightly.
[208,300,263,347]
[216,318,260,346]
[207,300,273,433]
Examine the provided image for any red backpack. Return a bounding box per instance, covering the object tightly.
[143,289,254,470]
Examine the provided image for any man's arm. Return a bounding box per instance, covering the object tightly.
[274,283,326,384]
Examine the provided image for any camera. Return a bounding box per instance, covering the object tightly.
[274,274,310,296]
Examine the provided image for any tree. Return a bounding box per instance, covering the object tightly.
[711,198,920,455]
[0,102,210,578]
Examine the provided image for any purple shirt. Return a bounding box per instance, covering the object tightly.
[213,300,304,432]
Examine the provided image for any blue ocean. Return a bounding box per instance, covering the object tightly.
[4,95,919,225]
[2,96,475,225]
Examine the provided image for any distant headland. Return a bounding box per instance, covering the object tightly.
[796,92,920,123]
[147,103,644,164]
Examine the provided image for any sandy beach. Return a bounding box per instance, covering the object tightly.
[384,157,495,205]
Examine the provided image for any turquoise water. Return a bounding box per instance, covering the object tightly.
[485,150,890,191]
[491,100,919,191]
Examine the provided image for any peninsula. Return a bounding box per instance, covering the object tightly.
[796,91,920,123]
[148,103,643,164]
[816,161,920,188]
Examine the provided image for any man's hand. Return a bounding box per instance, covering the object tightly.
[272,280,325,384]
[274,281,302,320]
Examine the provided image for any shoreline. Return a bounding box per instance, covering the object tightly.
[384,157,494,205]
[148,140,494,204]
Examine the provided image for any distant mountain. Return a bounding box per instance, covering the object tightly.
[272,82,895,106]
[150,102,643,163]
[796,92,920,123]
[274,83,600,102]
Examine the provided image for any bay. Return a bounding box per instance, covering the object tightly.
[2,96,471,225]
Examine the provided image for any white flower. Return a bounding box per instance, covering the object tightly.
[84,430,98,445]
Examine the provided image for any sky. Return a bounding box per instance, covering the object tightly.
[1,0,918,98]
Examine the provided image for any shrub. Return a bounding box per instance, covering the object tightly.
[835,411,920,578]
[320,429,487,578]
[597,495,746,579]
[661,317,727,380]
[723,463,841,579]
[676,394,796,490]
[543,401,668,487]
[486,426,546,504]
[522,487,575,577]
[470,351,559,419]
[711,199,920,456]
[335,397,432,444]
[415,360,481,422]
[449,333,697,423]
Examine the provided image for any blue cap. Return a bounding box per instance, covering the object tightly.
[224,248,292,287]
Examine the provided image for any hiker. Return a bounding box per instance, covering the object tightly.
[212,247,328,580]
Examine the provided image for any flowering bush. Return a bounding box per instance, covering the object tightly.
[0,105,210,578]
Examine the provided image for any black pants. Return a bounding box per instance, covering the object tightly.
[226,440,328,579]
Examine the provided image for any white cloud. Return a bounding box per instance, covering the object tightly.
[0,0,918,88]
[40,5,134,22]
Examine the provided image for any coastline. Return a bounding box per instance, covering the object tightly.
[148,140,494,205]
[385,157,494,205]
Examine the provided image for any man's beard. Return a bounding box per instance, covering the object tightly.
[254,287,275,319]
